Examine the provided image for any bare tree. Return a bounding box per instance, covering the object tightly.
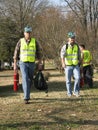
[64,0,98,63]
[0,0,49,36]
[33,7,67,68]
[64,0,98,41]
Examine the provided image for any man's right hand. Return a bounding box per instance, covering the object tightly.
[14,63,18,73]
[61,58,66,68]
[62,63,66,68]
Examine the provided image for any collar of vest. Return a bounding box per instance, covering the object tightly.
[23,38,31,43]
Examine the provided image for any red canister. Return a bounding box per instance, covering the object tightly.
[13,72,19,91]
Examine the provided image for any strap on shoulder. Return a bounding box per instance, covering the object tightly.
[66,43,68,50]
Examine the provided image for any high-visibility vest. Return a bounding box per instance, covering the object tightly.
[65,44,79,65]
[20,38,36,62]
[82,50,92,67]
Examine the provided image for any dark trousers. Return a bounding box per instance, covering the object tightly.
[83,65,93,87]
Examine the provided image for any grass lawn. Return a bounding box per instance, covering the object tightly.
[0,68,98,130]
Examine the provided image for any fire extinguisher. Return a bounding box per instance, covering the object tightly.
[13,72,19,91]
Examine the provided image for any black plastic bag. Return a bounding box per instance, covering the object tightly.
[34,71,48,91]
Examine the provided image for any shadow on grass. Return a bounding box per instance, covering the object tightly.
[46,81,98,92]
[0,79,98,98]
[0,75,13,77]
[49,73,65,78]
[0,84,23,97]
[30,96,98,102]
[0,69,98,98]
[0,118,98,129]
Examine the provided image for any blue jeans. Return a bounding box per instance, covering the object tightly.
[19,61,35,100]
[64,65,80,96]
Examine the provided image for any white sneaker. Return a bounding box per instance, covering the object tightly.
[67,94,72,97]
[73,92,80,97]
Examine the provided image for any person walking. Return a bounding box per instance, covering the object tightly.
[13,26,42,104]
[60,32,81,97]
[79,44,93,88]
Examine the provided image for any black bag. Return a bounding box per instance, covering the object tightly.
[34,71,48,91]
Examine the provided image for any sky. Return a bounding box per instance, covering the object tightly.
[49,0,66,6]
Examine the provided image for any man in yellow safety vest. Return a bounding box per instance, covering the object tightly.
[13,26,42,104]
[61,32,81,97]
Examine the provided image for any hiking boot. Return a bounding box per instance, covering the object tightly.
[25,100,30,104]
[24,99,30,104]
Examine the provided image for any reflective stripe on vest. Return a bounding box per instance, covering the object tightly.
[82,50,92,67]
[20,38,36,62]
[65,44,79,65]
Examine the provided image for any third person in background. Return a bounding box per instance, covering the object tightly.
[79,44,93,88]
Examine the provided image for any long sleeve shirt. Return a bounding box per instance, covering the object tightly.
[13,38,42,61]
